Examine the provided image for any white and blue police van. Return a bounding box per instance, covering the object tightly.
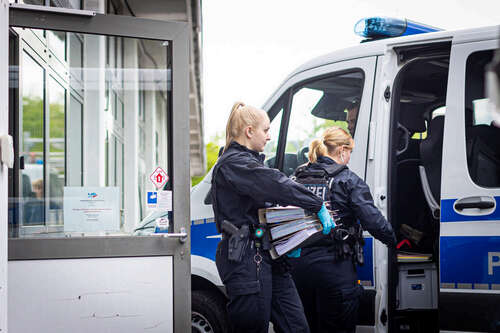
[137,18,500,333]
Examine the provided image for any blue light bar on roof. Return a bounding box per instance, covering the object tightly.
[354,17,441,39]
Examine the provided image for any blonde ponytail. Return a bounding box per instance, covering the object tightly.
[224,102,245,152]
[308,139,328,163]
[223,101,263,152]
[309,126,355,162]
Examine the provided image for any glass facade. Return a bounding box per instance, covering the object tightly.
[8,27,171,238]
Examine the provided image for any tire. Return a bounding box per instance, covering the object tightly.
[192,289,230,333]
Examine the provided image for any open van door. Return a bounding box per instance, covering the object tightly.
[440,35,500,332]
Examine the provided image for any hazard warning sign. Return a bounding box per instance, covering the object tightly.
[150,167,169,189]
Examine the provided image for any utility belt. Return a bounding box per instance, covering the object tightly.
[329,223,365,266]
[220,220,271,263]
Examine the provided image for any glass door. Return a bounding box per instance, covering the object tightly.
[7,6,190,333]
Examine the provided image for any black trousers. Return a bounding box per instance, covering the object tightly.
[216,238,310,333]
[291,249,363,333]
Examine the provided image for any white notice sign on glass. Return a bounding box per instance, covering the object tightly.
[158,190,172,211]
[63,187,120,233]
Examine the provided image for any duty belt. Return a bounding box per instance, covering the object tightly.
[220,220,271,261]
[330,223,365,266]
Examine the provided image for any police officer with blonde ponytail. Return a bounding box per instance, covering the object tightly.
[211,102,335,333]
[291,126,396,333]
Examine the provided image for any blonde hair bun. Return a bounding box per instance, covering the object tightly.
[308,126,354,163]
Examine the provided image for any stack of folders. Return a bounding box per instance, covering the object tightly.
[258,206,324,259]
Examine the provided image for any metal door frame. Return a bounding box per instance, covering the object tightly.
[0,0,8,331]
[7,5,191,332]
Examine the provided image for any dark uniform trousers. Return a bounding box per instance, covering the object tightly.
[216,238,310,333]
[291,249,363,333]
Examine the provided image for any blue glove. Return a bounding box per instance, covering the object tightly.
[318,203,335,235]
[286,248,301,258]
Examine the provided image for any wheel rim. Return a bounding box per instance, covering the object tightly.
[191,311,214,333]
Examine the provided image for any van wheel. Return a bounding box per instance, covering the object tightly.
[192,290,229,333]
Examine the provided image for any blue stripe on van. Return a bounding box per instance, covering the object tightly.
[440,196,500,222]
[191,219,219,261]
[440,236,500,288]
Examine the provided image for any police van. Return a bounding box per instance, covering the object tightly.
[138,18,500,333]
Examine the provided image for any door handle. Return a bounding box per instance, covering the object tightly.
[454,196,495,211]
[152,227,188,243]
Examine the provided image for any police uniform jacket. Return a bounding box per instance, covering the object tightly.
[309,156,396,247]
[212,141,323,231]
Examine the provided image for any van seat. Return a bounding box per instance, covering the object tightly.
[419,115,445,204]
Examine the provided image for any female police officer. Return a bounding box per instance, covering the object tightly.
[211,102,335,333]
[291,127,396,333]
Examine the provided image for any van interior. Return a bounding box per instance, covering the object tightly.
[388,44,500,332]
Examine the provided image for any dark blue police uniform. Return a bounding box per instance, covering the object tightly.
[212,141,323,333]
[291,156,396,333]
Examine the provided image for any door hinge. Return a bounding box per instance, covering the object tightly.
[384,86,391,102]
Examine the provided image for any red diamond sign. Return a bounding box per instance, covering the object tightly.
[150,167,169,189]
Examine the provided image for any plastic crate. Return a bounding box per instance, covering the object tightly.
[397,262,437,310]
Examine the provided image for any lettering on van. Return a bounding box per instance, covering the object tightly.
[305,185,328,201]
[488,252,500,275]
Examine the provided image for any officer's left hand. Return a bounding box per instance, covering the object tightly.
[286,248,301,258]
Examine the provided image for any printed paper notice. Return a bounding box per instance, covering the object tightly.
[158,190,172,211]
[63,187,120,233]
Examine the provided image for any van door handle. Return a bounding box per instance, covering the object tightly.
[454,196,495,211]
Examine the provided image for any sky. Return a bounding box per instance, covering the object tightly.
[201,0,500,142]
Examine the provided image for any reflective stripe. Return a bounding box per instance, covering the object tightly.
[441,222,500,236]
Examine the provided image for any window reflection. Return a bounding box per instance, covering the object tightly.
[50,0,81,10]
[21,52,45,226]
[18,0,44,4]
[68,95,83,186]
[47,31,66,62]
[9,29,172,238]
[47,77,66,225]
[69,33,83,83]
[465,50,500,188]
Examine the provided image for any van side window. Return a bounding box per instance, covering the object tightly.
[464,50,500,188]
[282,71,364,175]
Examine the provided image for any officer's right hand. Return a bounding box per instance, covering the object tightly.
[318,203,335,235]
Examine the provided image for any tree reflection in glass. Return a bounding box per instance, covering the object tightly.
[21,52,45,225]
